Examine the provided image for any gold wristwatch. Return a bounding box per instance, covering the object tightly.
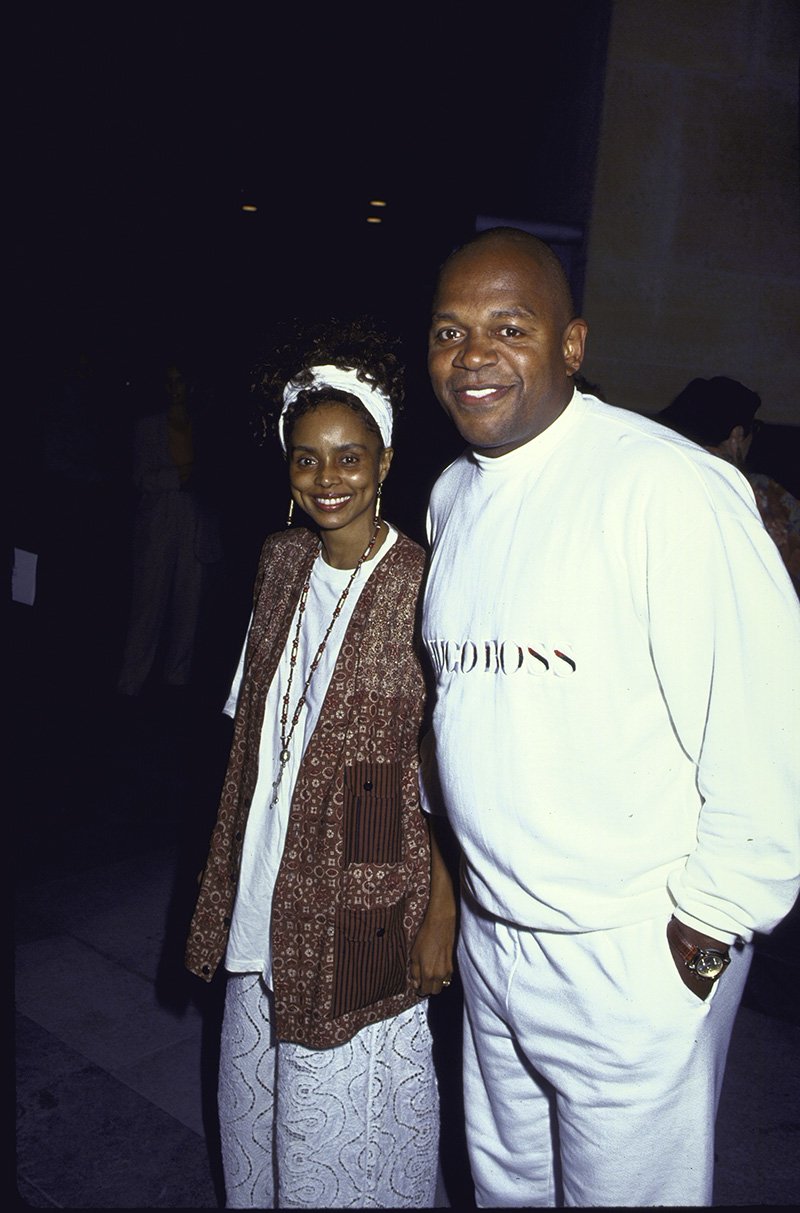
[670,918,730,981]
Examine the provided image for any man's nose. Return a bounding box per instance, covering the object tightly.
[454,331,498,370]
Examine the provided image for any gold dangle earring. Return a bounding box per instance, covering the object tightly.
[286,498,295,528]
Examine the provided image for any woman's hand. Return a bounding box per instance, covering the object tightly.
[410,904,456,995]
[410,818,457,996]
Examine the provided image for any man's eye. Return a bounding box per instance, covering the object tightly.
[498,326,523,338]
[435,328,461,342]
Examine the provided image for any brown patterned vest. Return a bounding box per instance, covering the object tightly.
[184,527,432,1049]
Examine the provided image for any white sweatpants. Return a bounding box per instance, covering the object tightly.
[218,974,440,1208]
[458,896,751,1208]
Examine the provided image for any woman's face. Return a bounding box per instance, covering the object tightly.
[288,402,392,545]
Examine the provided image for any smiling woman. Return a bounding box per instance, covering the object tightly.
[288,403,393,568]
[258,318,403,568]
[185,316,456,1208]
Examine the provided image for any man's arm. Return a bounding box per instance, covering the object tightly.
[643,456,800,953]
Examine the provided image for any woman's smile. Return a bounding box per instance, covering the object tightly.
[312,493,353,510]
[288,401,393,567]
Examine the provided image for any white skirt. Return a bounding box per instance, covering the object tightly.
[218,973,440,1208]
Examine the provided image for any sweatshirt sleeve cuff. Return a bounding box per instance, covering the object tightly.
[672,909,743,947]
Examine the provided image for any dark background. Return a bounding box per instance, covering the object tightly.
[12,7,611,349]
[11,1,797,746]
[11,11,799,1208]
[11,4,615,697]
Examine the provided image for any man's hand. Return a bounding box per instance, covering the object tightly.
[666,917,729,1002]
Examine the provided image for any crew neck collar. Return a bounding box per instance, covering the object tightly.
[471,388,584,475]
[314,524,398,582]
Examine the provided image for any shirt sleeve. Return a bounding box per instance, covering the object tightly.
[222,615,252,719]
[642,455,800,943]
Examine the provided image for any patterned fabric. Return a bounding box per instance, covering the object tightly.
[185,528,432,1049]
[218,974,440,1209]
[749,472,800,596]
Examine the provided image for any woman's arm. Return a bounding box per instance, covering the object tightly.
[410,815,458,996]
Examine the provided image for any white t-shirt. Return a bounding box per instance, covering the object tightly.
[422,391,800,944]
[224,526,398,982]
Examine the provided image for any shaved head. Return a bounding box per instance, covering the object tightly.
[438,227,577,331]
[428,225,588,455]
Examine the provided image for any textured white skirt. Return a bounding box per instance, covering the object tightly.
[218,973,440,1208]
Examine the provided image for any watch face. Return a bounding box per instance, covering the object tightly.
[694,950,726,979]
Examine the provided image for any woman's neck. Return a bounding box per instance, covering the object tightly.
[319,518,388,570]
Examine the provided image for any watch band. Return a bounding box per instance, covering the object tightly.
[669,917,732,975]
[669,919,703,964]
[670,918,730,980]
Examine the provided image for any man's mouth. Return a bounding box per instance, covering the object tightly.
[452,384,511,404]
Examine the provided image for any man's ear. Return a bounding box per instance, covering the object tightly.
[563,319,588,376]
[724,425,751,464]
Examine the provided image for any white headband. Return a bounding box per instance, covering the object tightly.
[279,364,393,451]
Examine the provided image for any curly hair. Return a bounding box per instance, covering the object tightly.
[251,316,405,448]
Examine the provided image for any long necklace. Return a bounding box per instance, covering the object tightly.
[270,517,382,808]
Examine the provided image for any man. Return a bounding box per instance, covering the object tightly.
[657,375,800,595]
[420,227,800,1207]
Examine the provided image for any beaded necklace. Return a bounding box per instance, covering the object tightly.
[269,517,382,808]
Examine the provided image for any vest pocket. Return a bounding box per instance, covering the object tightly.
[342,761,403,865]
[331,899,407,1018]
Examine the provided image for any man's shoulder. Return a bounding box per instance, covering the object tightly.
[582,395,733,475]
[429,451,473,496]
[580,397,761,523]
[580,393,694,452]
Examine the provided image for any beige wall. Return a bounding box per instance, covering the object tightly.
[581,0,800,423]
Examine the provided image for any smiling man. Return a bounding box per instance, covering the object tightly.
[428,230,586,455]
[420,227,800,1207]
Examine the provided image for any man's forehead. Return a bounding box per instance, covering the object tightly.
[432,265,547,317]
[431,302,539,322]
[433,243,566,324]
[438,248,549,294]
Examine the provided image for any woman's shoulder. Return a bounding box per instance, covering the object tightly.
[387,526,426,560]
[253,528,318,595]
[259,526,319,561]
[382,527,427,577]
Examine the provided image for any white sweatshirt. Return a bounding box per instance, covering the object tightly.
[422,391,800,944]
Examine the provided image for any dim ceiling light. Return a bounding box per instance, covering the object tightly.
[369,199,387,207]
[367,216,382,223]
[241,204,258,212]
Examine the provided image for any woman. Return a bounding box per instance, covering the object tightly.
[185,318,456,1208]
